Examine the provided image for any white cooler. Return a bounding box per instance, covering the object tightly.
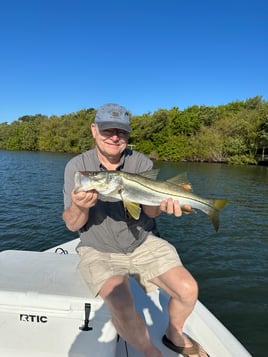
[0,250,117,356]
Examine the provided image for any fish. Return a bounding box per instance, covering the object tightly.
[74,170,228,231]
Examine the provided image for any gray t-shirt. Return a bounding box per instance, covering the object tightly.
[63,148,158,253]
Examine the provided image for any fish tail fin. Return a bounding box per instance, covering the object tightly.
[214,199,229,211]
[208,199,228,232]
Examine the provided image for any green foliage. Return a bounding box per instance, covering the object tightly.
[1,96,268,165]
[227,154,257,165]
[159,135,190,161]
[256,112,268,149]
[189,126,225,162]
[169,106,201,136]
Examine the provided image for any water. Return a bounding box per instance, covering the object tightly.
[0,151,267,356]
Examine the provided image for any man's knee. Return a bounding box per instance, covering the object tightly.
[99,275,127,298]
[100,275,135,313]
[153,266,198,302]
[178,274,198,302]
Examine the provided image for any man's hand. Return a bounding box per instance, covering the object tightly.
[143,198,192,218]
[160,198,192,216]
[160,198,182,216]
[62,190,98,232]
[71,189,98,209]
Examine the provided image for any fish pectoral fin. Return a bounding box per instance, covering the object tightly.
[123,200,141,220]
[166,173,193,192]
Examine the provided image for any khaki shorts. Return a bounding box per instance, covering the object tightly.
[77,235,182,296]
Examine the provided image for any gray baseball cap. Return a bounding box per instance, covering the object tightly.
[94,103,131,133]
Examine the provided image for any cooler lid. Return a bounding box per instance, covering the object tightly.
[0,250,102,311]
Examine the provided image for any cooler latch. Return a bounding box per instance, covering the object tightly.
[79,303,93,331]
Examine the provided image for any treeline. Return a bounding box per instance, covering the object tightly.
[0,96,268,164]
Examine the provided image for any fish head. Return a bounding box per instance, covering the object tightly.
[74,171,122,195]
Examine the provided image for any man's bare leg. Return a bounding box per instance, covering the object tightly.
[151,266,208,356]
[99,275,162,357]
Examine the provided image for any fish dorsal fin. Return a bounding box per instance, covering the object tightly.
[124,200,141,220]
[139,169,159,180]
[166,172,192,191]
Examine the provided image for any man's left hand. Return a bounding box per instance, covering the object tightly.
[160,198,191,217]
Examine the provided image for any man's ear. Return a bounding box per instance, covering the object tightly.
[91,123,97,138]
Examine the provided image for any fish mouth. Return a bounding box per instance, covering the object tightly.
[74,172,82,192]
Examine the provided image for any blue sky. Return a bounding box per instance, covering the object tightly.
[1,0,267,123]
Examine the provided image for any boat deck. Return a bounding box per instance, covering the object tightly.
[0,238,252,356]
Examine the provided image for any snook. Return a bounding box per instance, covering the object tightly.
[74,170,228,231]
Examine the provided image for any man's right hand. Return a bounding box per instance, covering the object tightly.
[71,189,98,209]
[62,190,98,232]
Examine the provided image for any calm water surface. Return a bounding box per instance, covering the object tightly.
[0,150,267,356]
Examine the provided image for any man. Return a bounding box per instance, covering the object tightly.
[62,103,209,357]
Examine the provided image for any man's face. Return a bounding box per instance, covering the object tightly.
[91,123,129,159]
